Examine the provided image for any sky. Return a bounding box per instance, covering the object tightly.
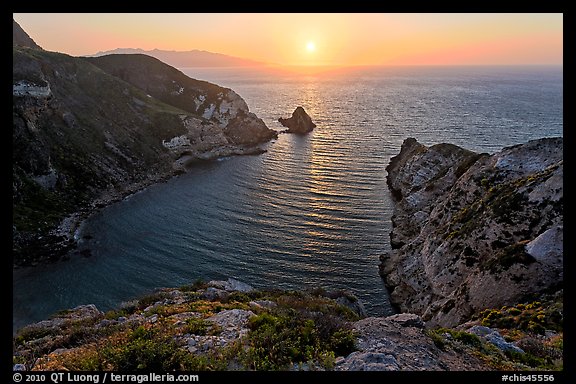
[13,13,563,67]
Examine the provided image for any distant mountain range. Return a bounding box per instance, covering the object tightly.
[89,48,266,68]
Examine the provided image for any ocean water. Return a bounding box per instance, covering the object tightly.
[13,65,563,332]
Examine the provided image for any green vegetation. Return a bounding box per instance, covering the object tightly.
[100,325,191,371]
[427,294,563,371]
[481,241,535,273]
[14,284,358,371]
[14,327,57,347]
[478,300,562,335]
[239,305,356,370]
[442,163,562,278]
[427,328,482,350]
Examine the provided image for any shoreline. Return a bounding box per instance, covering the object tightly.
[15,143,273,271]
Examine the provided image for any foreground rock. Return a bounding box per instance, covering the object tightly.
[14,278,562,371]
[380,137,563,328]
[278,106,316,134]
[335,314,488,371]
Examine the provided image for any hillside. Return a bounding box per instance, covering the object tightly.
[13,19,42,50]
[85,54,275,147]
[13,25,276,267]
[13,278,562,371]
[89,48,264,68]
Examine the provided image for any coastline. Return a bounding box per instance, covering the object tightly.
[17,143,273,270]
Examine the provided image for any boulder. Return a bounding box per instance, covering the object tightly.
[385,313,425,329]
[334,293,368,318]
[208,278,254,292]
[278,106,316,134]
[468,326,525,354]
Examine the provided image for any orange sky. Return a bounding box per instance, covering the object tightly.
[13,13,563,67]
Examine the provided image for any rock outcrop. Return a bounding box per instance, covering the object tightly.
[85,54,276,148]
[12,279,492,371]
[380,137,563,328]
[278,106,316,134]
[13,278,562,371]
[335,314,488,371]
[12,22,277,266]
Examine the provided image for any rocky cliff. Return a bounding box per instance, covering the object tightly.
[380,137,563,328]
[13,278,562,371]
[13,24,277,266]
[85,54,276,148]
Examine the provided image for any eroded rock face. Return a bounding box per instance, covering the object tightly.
[85,54,278,153]
[335,314,489,371]
[380,137,563,328]
[278,106,316,134]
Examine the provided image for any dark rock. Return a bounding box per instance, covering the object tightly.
[208,278,254,292]
[202,287,229,301]
[278,106,316,134]
[13,20,42,50]
[334,293,368,318]
[386,313,425,328]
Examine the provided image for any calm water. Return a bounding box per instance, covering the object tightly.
[13,65,563,332]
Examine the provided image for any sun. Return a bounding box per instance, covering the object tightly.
[306,41,316,53]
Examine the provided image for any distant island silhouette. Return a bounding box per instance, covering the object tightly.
[87,48,267,68]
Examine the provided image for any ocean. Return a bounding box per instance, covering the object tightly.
[13,65,563,332]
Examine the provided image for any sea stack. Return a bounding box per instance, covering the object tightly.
[278,106,316,134]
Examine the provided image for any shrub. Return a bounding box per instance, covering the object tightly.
[184,318,220,336]
[180,279,208,292]
[14,327,56,346]
[241,307,356,370]
[137,291,169,310]
[100,326,185,371]
[479,299,562,334]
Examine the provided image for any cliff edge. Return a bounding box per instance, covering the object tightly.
[12,22,276,266]
[14,278,562,371]
[380,137,563,328]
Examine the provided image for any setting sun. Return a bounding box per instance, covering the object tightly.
[306,41,316,53]
[13,13,563,67]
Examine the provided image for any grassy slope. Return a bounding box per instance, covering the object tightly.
[13,47,191,264]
